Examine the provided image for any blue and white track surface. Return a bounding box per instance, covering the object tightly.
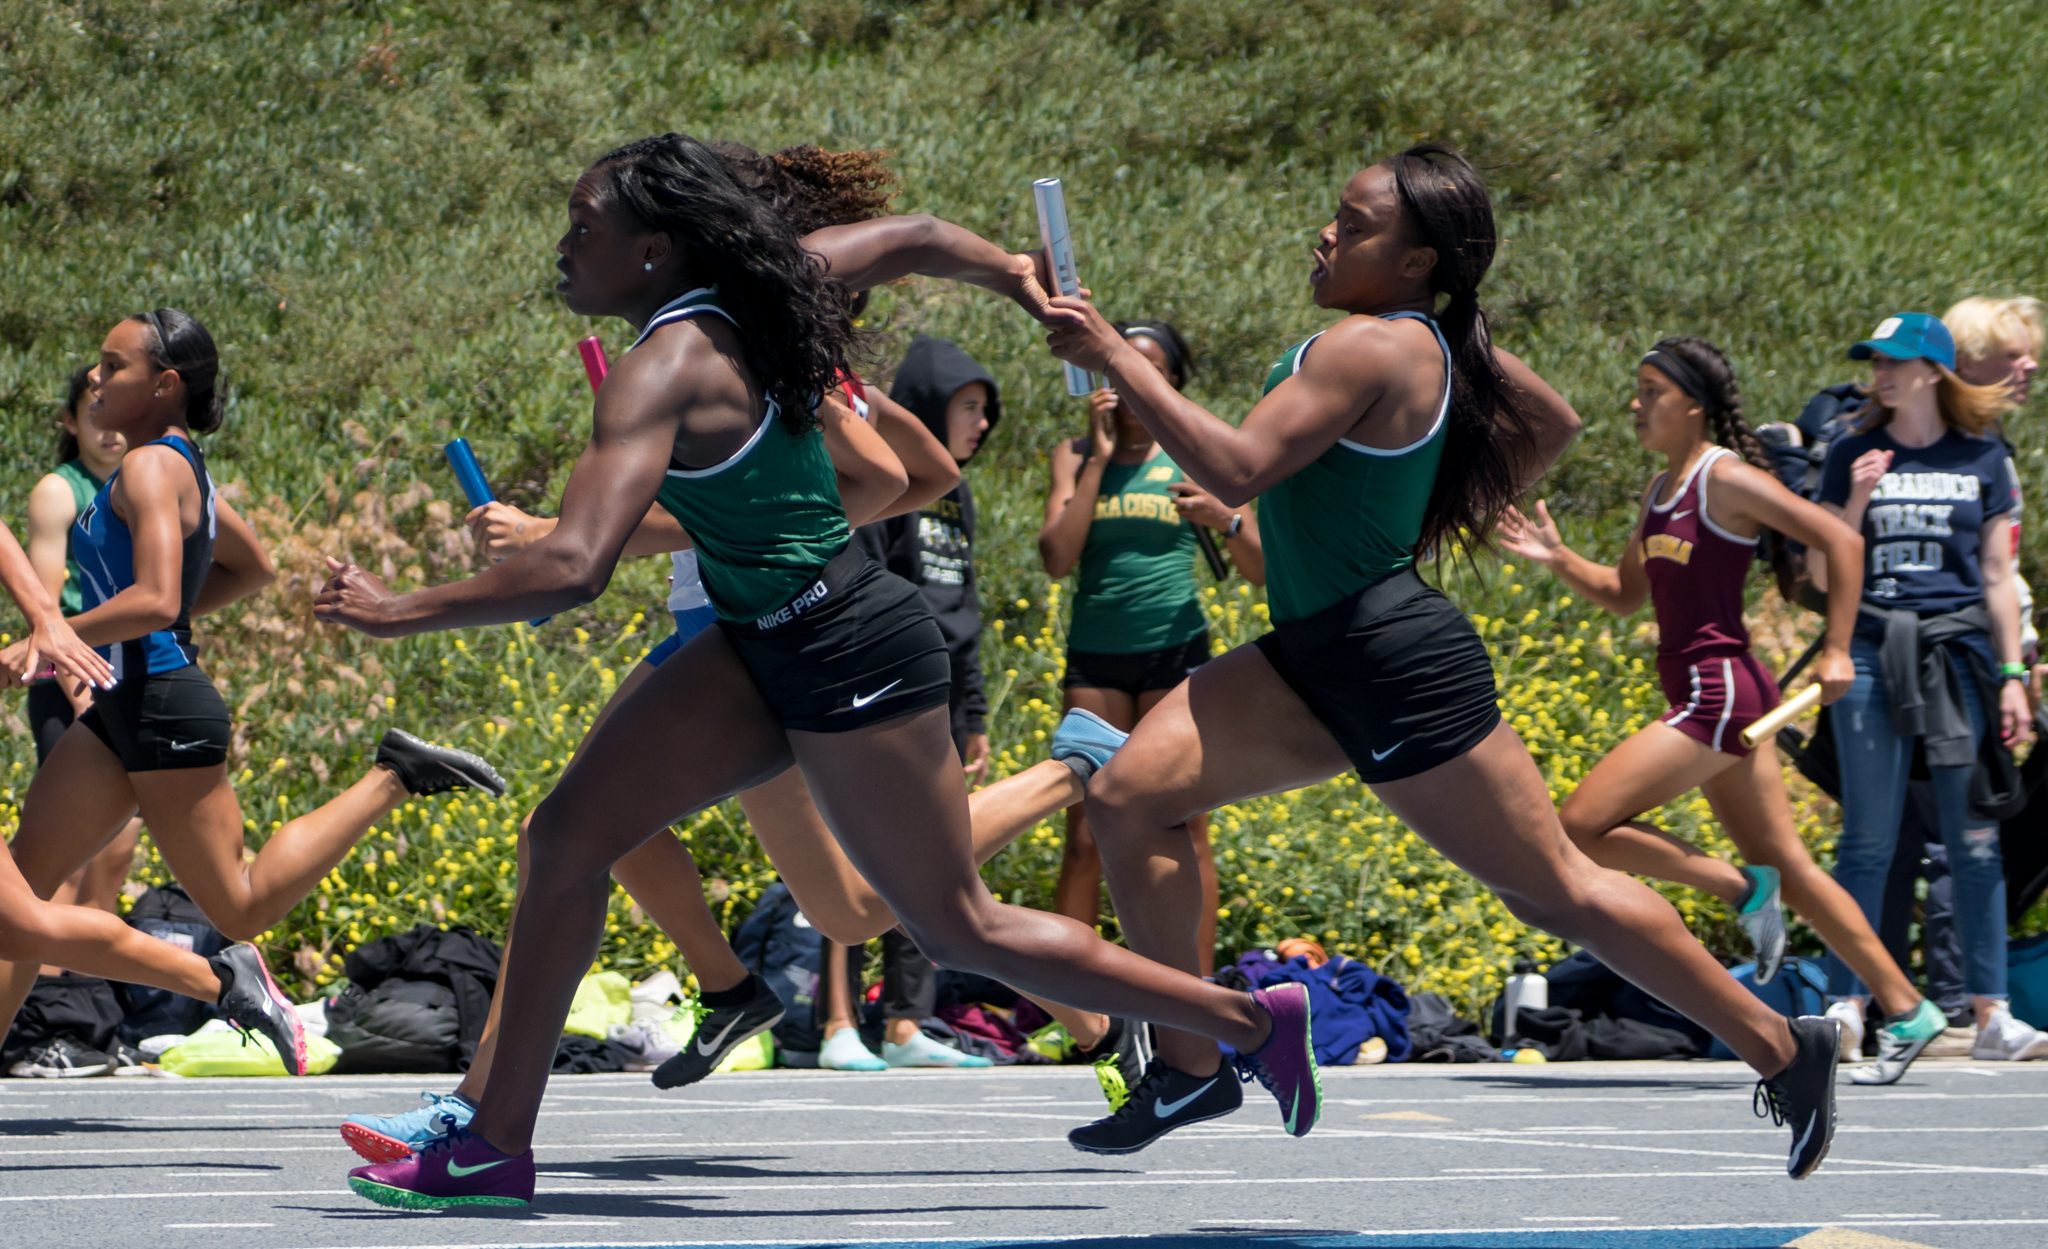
[2,1060,2044,1249]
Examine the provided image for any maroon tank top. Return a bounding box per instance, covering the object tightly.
[1640,447,1757,662]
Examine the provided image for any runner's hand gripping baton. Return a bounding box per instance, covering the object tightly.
[444,437,551,625]
[1033,178,1097,397]
[1739,682,1823,750]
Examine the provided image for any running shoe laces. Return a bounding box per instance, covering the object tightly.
[1751,1079,1786,1127]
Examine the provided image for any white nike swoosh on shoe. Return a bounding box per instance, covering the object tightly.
[1152,1078,1218,1119]
[850,679,903,709]
[695,1015,744,1057]
[1791,1112,1818,1164]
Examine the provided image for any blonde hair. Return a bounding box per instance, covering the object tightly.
[1857,363,2016,437]
[1944,295,2044,364]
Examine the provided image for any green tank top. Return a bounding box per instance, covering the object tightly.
[1256,312,1450,622]
[635,289,851,623]
[49,459,103,616]
[1067,446,1207,653]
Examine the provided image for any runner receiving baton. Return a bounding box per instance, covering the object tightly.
[1501,335,1949,1085]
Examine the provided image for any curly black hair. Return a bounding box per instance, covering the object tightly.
[588,134,858,432]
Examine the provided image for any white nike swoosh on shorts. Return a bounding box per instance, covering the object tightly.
[850,679,903,709]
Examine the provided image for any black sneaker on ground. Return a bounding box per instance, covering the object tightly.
[651,977,787,1090]
[107,1039,151,1076]
[375,730,507,798]
[210,943,309,1077]
[1068,1061,1243,1155]
[1753,1014,1840,1180]
[7,1037,113,1078]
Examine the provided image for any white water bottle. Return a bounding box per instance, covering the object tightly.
[1504,958,1548,1038]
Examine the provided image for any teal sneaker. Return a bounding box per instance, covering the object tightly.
[1850,998,1947,1086]
[1050,708,1129,782]
[341,1091,475,1164]
[1736,865,1787,985]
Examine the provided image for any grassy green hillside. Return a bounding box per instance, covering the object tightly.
[3,0,2044,1007]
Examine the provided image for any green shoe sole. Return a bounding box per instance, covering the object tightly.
[347,1177,528,1210]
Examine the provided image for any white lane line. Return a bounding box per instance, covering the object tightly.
[1198,1219,1300,1225]
[163,1224,273,1230]
[5,1166,2034,1206]
[1524,1215,1621,1221]
[1443,1167,1542,1173]
[1840,1212,1943,1218]
[849,1221,955,1226]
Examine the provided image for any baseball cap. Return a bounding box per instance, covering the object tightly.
[1848,312,1957,370]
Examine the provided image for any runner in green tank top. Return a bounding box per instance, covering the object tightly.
[1045,142,1847,1177]
[1040,319,1263,984]
[320,133,1323,1210]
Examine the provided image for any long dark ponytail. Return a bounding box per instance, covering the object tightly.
[133,308,225,433]
[589,133,858,432]
[1387,143,1539,557]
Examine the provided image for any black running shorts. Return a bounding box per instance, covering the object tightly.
[1063,632,1211,695]
[720,548,952,734]
[1253,568,1500,784]
[26,680,75,765]
[78,656,232,773]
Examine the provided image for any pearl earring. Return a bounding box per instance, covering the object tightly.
[643,262,654,271]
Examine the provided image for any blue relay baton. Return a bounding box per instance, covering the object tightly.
[444,438,494,507]
[444,439,550,625]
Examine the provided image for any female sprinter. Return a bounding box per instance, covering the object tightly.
[1047,143,1841,1178]
[319,133,1316,1209]
[0,519,305,1068]
[0,309,506,1045]
[1501,335,1948,1086]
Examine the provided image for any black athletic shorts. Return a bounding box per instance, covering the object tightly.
[26,680,75,765]
[1063,632,1211,695]
[78,657,232,773]
[1253,568,1500,784]
[719,547,951,734]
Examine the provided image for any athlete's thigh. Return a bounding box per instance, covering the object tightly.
[10,725,142,894]
[787,707,984,913]
[1094,642,1352,827]
[1561,722,1735,832]
[130,765,254,920]
[537,625,794,865]
[571,657,659,763]
[1371,722,1583,895]
[1699,743,1811,867]
[1064,683,1139,731]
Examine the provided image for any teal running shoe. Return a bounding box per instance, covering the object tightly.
[1050,708,1129,782]
[341,1091,474,1164]
[1737,865,1787,985]
[1850,998,1947,1086]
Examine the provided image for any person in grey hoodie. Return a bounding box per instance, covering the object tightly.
[856,333,1001,775]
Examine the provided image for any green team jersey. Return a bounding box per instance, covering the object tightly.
[1256,312,1449,622]
[1067,445,1207,653]
[48,459,103,616]
[635,289,851,623]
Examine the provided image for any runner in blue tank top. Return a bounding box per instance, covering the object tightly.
[319,133,1320,1210]
[0,309,506,1063]
[1044,143,1842,1176]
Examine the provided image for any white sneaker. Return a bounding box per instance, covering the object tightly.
[1824,1000,1866,1062]
[608,1019,683,1072]
[630,971,686,1025]
[1971,1005,2048,1061]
